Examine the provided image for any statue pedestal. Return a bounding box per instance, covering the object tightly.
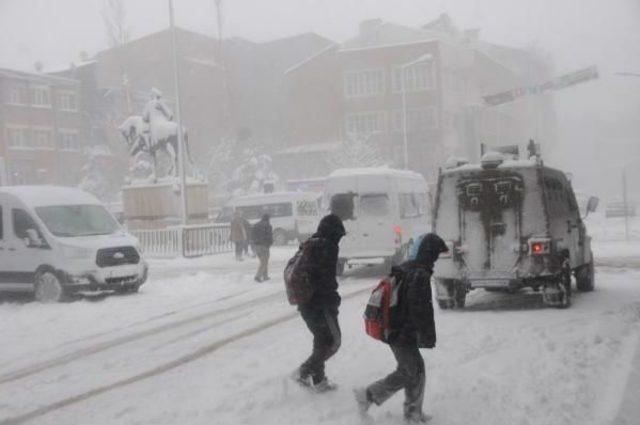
[122,179,209,229]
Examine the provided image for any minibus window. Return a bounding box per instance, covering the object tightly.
[12,209,41,239]
[297,200,318,217]
[35,205,119,237]
[360,194,390,217]
[330,193,356,220]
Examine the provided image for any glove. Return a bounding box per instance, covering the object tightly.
[418,332,436,349]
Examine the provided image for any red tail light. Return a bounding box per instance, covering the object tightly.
[528,238,551,255]
[394,226,402,245]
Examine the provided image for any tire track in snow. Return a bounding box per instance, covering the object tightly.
[0,287,372,425]
[0,290,282,385]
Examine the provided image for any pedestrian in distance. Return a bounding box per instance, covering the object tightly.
[251,213,273,282]
[292,214,346,392]
[241,214,253,257]
[230,210,247,261]
[354,233,449,423]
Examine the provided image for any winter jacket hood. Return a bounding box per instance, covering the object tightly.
[313,214,346,246]
[410,233,448,269]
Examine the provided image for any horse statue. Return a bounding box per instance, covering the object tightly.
[118,89,193,180]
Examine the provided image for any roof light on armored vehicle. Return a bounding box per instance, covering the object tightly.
[480,151,505,169]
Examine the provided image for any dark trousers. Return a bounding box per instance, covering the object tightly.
[254,245,270,280]
[299,305,341,384]
[234,242,244,260]
[367,343,426,420]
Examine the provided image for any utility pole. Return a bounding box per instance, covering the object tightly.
[623,168,629,242]
[168,0,189,225]
[213,0,231,133]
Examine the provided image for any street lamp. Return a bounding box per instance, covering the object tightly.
[168,0,189,225]
[399,54,432,170]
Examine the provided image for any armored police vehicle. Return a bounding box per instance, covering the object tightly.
[432,149,598,309]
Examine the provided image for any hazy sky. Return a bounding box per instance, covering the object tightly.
[1,0,639,74]
[1,0,639,197]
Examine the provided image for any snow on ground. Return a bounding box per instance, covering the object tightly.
[0,235,638,425]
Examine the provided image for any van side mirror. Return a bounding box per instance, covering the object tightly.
[584,196,599,217]
[24,228,43,248]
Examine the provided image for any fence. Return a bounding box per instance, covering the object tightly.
[132,224,233,258]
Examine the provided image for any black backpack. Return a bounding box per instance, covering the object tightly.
[283,239,316,305]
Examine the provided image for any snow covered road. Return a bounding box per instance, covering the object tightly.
[0,248,639,425]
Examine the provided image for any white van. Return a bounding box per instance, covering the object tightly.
[0,186,148,302]
[323,168,431,274]
[215,192,321,245]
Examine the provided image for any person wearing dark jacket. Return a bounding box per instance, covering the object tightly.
[251,214,273,282]
[354,233,449,423]
[293,214,346,392]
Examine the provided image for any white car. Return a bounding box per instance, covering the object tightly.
[323,168,431,274]
[0,186,148,302]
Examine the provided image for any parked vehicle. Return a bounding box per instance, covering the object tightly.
[323,168,431,275]
[605,201,636,218]
[0,186,148,302]
[432,152,598,309]
[214,192,321,245]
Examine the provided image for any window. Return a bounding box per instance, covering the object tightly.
[33,129,53,149]
[344,69,385,98]
[391,108,438,132]
[345,111,386,135]
[6,127,28,148]
[6,84,29,105]
[58,91,77,111]
[236,202,293,220]
[31,86,51,107]
[36,205,119,237]
[296,200,318,217]
[58,130,80,151]
[360,193,390,217]
[392,62,434,93]
[330,193,356,220]
[399,193,425,218]
[12,208,40,240]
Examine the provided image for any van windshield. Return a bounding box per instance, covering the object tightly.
[36,205,120,237]
[360,193,390,217]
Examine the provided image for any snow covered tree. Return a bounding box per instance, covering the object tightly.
[79,146,120,202]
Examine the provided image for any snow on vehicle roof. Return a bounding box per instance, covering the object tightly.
[329,167,424,179]
[442,158,540,174]
[0,186,101,207]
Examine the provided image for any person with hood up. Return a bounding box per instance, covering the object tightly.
[292,214,346,392]
[229,211,247,261]
[251,213,273,282]
[354,233,449,423]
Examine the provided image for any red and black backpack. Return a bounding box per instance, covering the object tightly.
[364,275,403,343]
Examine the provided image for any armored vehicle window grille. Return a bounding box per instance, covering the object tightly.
[96,246,140,267]
[457,177,523,211]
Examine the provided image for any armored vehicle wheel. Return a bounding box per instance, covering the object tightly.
[576,258,595,292]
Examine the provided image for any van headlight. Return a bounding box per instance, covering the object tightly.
[61,245,94,259]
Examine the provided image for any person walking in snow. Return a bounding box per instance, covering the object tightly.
[354,233,449,423]
[241,215,253,258]
[230,211,247,261]
[251,213,273,282]
[292,214,346,392]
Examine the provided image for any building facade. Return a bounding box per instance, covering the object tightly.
[0,68,85,186]
[283,15,557,182]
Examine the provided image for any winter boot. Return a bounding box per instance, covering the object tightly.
[290,369,312,388]
[405,413,432,424]
[312,378,338,393]
[353,387,372,415]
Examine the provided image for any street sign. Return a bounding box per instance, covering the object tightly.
[483,65,599,106]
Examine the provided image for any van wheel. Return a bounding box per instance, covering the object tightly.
[576,260,595,292]
[273,229,287,246]
[336,260,346,276]
[34,271,67,303]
